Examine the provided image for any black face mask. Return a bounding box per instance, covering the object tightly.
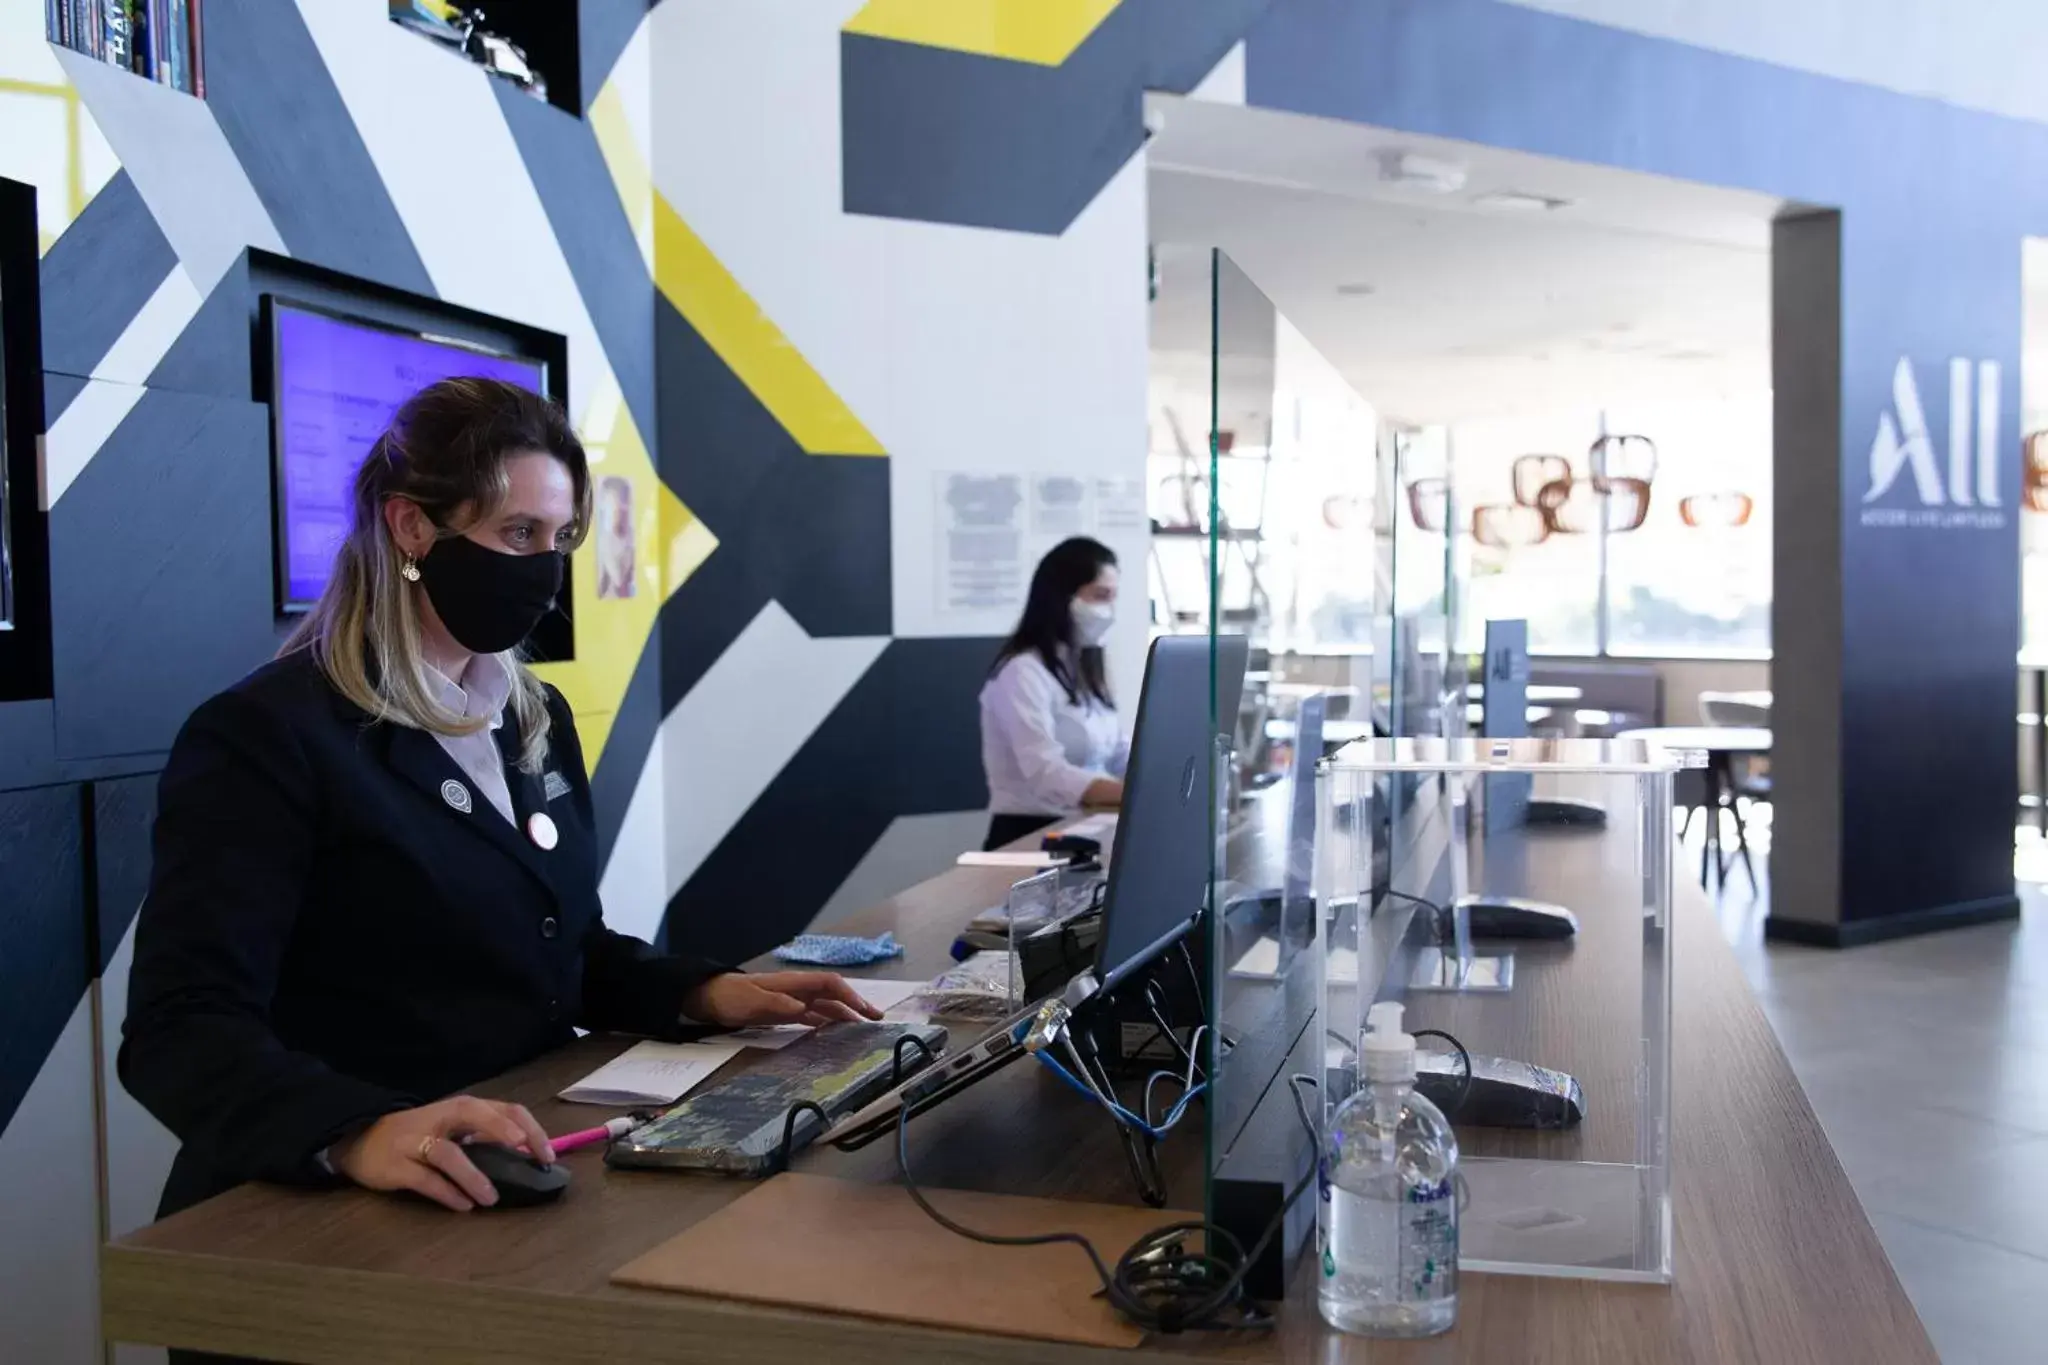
[416,536,563,655]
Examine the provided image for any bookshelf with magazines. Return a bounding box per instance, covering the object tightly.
[44,0,206,98]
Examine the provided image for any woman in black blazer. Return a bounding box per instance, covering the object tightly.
[123,378,876,1235]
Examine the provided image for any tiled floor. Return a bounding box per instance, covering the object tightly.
[1705,809,2048,1364]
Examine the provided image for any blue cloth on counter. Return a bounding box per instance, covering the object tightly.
[773,931,905,966]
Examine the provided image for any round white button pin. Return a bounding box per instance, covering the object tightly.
[527,812,559,851]
[440,780,471,815]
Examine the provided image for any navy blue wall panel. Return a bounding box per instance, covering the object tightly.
[659,635,995,962]
[495,82,657,445]
[885,636,1000,815]
[841,16,1144,236]
[662,651,897,964]
[37,172,176,387]
[0,785,87,1134]
[49,392,276,760]
[579,0,651,113]
[199,0,433,294]
[147,257,257,402]
[1135,0,1275,92]
[92,775,160,975]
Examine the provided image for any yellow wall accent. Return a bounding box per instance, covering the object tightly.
[661,480,718,593]
[653,193,884,457]
[843,0,1120,66]
[531,391,717,764]
[588,77,654,273]
[0,72,114,253]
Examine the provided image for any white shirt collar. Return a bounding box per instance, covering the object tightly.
[423,654,514,729]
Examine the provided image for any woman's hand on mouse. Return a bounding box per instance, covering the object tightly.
[328,1096,554,1212]
[682,971,884,1029]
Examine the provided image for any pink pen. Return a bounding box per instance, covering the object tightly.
[548,1114,641,1156]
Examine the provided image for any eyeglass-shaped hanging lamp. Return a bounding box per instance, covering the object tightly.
[1472,503,1550,549]
[1512,454,1572,507]
[1588,433,1659,491]
[1537,475,1651,535]
[2026,431,2048,513]
[1678,491,1755,528]
[1406,477,1448,533]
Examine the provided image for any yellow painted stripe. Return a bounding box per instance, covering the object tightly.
[0,75,114,253]
[653,193,884,456]
[588,77,654,273]
[532,391,719,765]
[660,481,718,599]
[844,0,1120,66]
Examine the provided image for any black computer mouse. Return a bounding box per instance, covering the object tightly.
[461,1141,570,1208]
[1454,894,1580,940]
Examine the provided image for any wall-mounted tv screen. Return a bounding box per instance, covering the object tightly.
[266,297,548,611]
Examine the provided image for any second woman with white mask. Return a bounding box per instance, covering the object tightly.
[978,537,1131,851]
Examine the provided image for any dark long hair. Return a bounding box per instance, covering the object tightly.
[992,537,1117,708]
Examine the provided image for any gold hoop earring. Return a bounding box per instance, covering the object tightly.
[401,556,421,583]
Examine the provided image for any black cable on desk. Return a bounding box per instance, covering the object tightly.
[893,1075,1320,1333]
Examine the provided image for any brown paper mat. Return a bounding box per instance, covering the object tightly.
[611,1172,1199,1349]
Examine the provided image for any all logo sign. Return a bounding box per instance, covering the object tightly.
[1861,357,2006,529]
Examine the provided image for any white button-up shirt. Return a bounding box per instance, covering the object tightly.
[979,650,1129,816]
[424,655,516,825]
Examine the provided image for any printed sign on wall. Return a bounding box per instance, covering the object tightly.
[1861,356,2005,530]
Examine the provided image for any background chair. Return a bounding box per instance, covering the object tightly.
[1698,691,1772,889]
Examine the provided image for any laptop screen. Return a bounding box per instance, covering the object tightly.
[1092,634,1249,991]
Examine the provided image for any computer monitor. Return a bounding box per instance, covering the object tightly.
[1278,690,1324,950]
[264,296,549,611]
[1092,633,1250,991]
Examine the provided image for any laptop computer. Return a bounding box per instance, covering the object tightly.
[826,634,1251,1147]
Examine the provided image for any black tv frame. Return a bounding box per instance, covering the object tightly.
[0,176,51,703]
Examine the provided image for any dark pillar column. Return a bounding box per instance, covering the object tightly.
[1767,209,2023,945]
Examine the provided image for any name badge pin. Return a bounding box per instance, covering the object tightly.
[527,812,559,851]
[440,779,472,815]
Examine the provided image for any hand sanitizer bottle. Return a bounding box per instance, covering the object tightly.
[1318,1002,1460,1337]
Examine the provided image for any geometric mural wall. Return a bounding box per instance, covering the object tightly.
[0,3,1266,1356]
[0,0,1271,1130]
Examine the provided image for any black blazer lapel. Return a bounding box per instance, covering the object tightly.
[382,723,562,902]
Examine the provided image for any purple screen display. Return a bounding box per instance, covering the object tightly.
[274,303,545,605]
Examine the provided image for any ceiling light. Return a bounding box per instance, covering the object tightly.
[1475,190,1572,213]
[1378,151,1468,194]
[1335,282,1376,297]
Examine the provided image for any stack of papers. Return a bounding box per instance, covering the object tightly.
[956,850,1062,869]
[558,1039,745,1106]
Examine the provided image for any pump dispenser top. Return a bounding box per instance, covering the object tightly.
[1362,1002,1417,1084]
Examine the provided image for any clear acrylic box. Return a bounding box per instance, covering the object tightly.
[1317,737,1679,1283]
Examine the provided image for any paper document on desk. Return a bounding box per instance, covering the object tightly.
[558,1039,744,1106]
[1230,937,1282,979]
[957,850,1061,869]
[721,978,933,1050]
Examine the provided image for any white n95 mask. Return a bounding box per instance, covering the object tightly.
[1071,599,1115,647]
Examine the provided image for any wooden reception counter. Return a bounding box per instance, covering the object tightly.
[102,843,1934,1364]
